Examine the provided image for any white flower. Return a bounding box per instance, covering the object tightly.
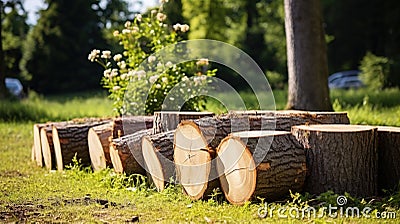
[149,75,159,83]
[113,54,123,62]
[120,73,127,80]
[180,24,189,32]
[135,14,142,22]
[101,50,111,59]
[160,0,169,3]
[113,30,119,37]
[132,26,139,33]
[103,69,111,78]
[155,84,162,89]
[181,76,189,82]
[111,69,118,77]
[196,58,209,66]
[128,70,136,77]
[161,77,168,83]
[173,23,181,31]
[169,97,175,101]
[124,21,131,28]
[194,76,201,85]
[165,61,173,68]
[113,86,121,91]
[122,29,131,34]
[88,49,100,62]
[151,9,157,15]
[148,55,156,63]
[117,61,126,69]
[156,13,167,22]
[137,70,146,79]
[150,29,155,35]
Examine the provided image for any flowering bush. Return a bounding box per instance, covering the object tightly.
[88,2,216,115]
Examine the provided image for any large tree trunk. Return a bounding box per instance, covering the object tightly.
[112,116,153,138]
[284,0,332,110]
[152,111,214,134]
[88,122,114,171]
[142,131,175,191]
[217,131,306,205]
[292,124,378,197]
[52,119,110,171]
[110,129,151,175]
[376,126,400,192]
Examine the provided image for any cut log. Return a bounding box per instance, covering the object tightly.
[153,111,214,134]
[142,131,175,191]
[110,129,151,175]
[52,119,110,171]
[217,131,306,205]
[292,124,378,197]
[376,126,400,192]
[228,110,350,131]
[88,122,114,171]
[40,126,56,170]
[174,121,221,200]
[33,124,45,167]
[112,116,153,138]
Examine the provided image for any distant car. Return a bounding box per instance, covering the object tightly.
[328,70,364,89]
[5,77,24,97]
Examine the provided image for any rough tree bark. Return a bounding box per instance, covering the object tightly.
[142,130,175,191]
[284,0,332,110]
[152,111,214,134]
[109,129,151,175]
[112,116,153,138]
[292,124,378,197]
[376,126,400,192]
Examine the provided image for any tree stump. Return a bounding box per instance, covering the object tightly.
[88,122,114,171]
[142,131,175,191]
[52,119,109,171]
[292,124,378,197]
[112,116,153,138]
[376,126,400,192]
[110,129,151,175]
[217,131,306,205]
[153,111,214,134]
[40,126,56,170]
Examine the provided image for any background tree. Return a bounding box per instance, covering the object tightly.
[20,0,107,94]
[2,0,29,81]
[0,0,8,98]
[284,0,332,110]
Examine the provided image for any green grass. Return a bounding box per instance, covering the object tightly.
[0,89,400,222]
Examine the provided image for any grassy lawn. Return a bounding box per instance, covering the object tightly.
[0,89,399,222]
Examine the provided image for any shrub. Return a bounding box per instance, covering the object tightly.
[265,70,285,89]
[359,52,391,90]
[89,2,216,116]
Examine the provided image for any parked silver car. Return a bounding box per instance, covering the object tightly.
[328,70,364,89]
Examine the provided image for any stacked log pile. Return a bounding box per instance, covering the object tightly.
[31,110,400,205]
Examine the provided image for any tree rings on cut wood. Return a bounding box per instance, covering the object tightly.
[292,124,378,197]
[33,124,45,167]
[376,126,400,192]
[153,111,214,134]
[112,116,154,138]
[88,122,114,171]
[110,129,151,175]
[174,121,219,200]
[142,131,175,191]
[40,126,56,170]
[217,131,306,205]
